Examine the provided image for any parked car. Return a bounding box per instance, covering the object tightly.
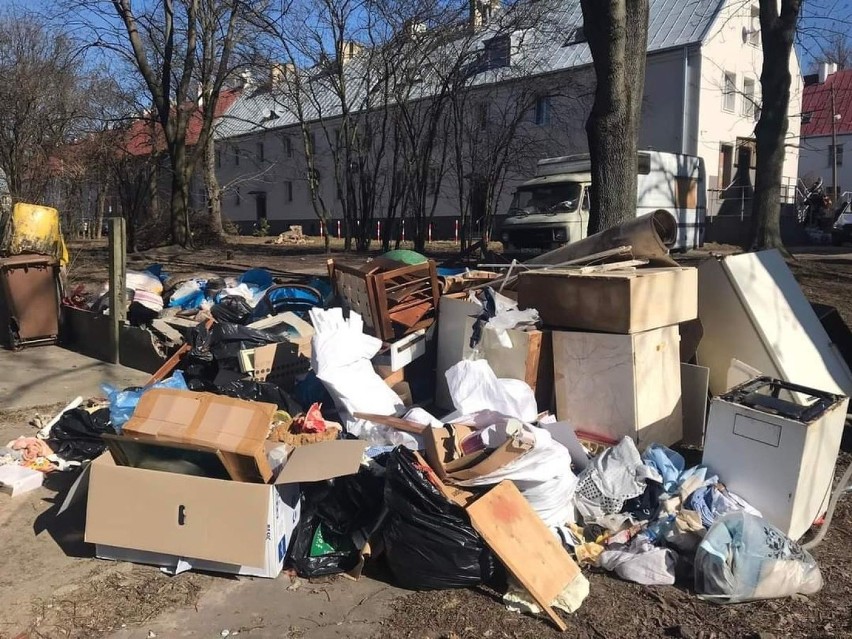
[831,205,852,246]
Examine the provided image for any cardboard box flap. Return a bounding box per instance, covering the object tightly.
[274,440,367,484]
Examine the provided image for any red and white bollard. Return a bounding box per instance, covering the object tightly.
[377,220,382,242]
[319,220,325,236]
[454,219,459,244]
[428,223,433,243]
[401,219,406,242]
[337,219,341,239]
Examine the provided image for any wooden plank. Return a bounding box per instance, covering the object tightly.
[107,217,127,364]
[575,259,648,274]
[466,481,577,632]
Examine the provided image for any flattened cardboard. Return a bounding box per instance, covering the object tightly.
[274,439,367,485]
[424,424,529,481]
[85,453,299,574]
[121,389,275,483]
[680,363,710,447]
[518,266,698,334]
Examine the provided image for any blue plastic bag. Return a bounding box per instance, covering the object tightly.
[101,371,189,431]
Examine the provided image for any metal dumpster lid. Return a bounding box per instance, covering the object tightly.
[0,253,58,267]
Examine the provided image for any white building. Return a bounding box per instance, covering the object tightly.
[214,0,802,239]
[798,63,852,200]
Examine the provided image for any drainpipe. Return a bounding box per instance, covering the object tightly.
[681,46,689,155]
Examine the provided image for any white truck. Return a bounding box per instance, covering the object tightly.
[498,150,707,252]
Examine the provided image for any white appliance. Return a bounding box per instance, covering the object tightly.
[697,250,852,399]
[703,377,848,540]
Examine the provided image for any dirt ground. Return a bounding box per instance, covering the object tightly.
[1,239,851,639]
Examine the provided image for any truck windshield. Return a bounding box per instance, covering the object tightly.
[510,183,582,215]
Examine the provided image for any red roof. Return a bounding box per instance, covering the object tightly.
[801,69,852,137]
[124,87,241,156]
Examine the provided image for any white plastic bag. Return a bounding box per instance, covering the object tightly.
[310,308,405,445]
[445,359,537,422]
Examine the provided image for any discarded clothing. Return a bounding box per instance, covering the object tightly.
[6,437,53,462]
[641,444,685,493]
[574,437,660,524]
[598,538,677,586]
[686,483,761,528]
[695,512,823,603]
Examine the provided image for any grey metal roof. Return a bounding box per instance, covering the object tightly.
[216,0,724,141]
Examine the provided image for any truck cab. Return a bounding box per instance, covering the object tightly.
[499,151,706,252]
[500,173,591,251]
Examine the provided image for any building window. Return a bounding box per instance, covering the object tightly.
[535,96,552,126]
[748,5,760,47]
[723,72,737,112]
[742,78,756,118]
[215,149,221,169]
[483,35,510,69]
[283,136,293,158]
[477,103,488,131]
[802,112,812,124]
[256,142,265,162]
[308,131,316,154]
[233,145,240,166]
[286,181,293,202]
[235,187,241,206]
[829,144,844,167]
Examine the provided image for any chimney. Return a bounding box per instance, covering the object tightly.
[270,62,295,87]
[340,41,362,63]
[240,69,254,89]
[819,61,838,83]
[470,0,500,29]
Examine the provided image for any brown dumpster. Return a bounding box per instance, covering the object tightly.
[0,254,60,349]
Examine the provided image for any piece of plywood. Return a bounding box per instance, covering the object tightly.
[466,481,577,632]
[697,250,852,399]
[680,363,710,447]
[553,326,682,448]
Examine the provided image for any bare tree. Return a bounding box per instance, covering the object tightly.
[816,32,852,70]
[0,10,89,204]
[750,0,802,250]
[71,0,248,246]
[580,0,649,234]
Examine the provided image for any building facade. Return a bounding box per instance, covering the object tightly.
[214,0,802,239]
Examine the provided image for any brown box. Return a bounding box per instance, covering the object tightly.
[121,389,276,483]
[85,439,367,578]
[517,267,698,334]
[424,424,529,481]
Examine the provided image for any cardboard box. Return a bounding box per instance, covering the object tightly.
[435,295,553,410]
[553,326,683,448]
[85,439,367,578]
[424,423,530,481]
[517,267,698,334]
[121,389,276,483]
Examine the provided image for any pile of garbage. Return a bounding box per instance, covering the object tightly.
[2,212,851,631]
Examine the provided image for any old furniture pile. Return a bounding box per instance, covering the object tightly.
[2,213,851,632]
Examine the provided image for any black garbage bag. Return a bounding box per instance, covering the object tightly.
[210,296,253,325]
[46,407,112,463]
[209,322,280,369]
[287,469,386,577]
[382,447,495,590]
[213,378,302,415]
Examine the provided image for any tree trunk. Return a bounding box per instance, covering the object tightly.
[750,0,801,251]
[95,188,106,239]
[203,138,224,241]
[581,0,650,235]
[169,149,191,247]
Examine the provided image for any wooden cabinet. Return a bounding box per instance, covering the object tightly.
[553,326,683,448]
